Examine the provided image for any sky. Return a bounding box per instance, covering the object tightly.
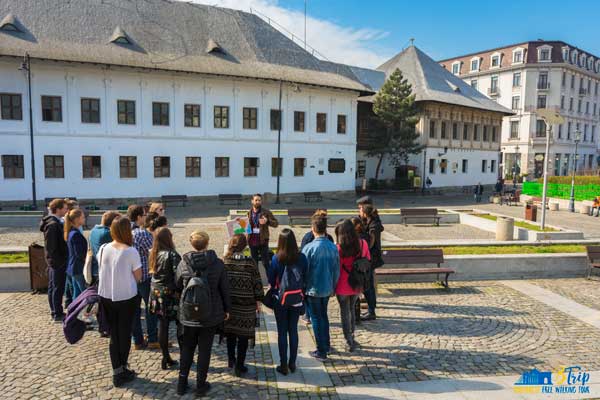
[189,0,600,69]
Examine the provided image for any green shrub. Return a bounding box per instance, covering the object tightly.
[523,181,600,201]
[536,176,600,185]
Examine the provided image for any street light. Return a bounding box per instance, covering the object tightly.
[19,53,37,210]
[535,108,565,230]
[568,131,581,212]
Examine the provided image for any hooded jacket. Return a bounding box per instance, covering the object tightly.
[40,215,68,269]
[175,250,231,327]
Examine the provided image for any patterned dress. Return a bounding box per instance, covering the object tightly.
[223,253,264,339]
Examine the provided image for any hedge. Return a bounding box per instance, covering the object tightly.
[523,181,600,201]
[535,176,600,185]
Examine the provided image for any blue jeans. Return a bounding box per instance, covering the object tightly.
[274,304,301,366]
[67,274,87,301]
[306,296,330,356]
[132,279,158,344]
[363,269,377,314]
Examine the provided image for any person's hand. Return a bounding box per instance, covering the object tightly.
[259,216,267,225]
[224,312,230,321]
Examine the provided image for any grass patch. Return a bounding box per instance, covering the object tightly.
[0,252,29,263]
[388,244,586,255]
[473,214,557,232]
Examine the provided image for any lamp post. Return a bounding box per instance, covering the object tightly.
[568,131,581,212]
[275,80,282,204]
[19,53,37,210]
[421,148,427,195]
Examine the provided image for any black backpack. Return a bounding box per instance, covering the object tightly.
[343,241,372,291]
[180,262,212,324]
[277,263,304,308]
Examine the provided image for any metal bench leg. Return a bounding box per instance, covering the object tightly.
[443,273,450,288]
[587,265,592,280]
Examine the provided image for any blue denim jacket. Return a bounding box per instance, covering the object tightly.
[301,236,340,297]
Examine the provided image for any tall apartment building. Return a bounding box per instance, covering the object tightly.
[0,0,370,202]
[440,40,600,179]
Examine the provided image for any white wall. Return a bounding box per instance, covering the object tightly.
[0,60,359,201]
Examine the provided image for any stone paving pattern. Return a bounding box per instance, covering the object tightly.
[530,278,600,312]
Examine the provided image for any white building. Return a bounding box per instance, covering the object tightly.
[440,40,600,179]
[354,46,512,188]
[0,0,370,202]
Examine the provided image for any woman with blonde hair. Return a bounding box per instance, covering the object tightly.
[65,208,87,300]
[149,227,182,370]
[149,202,166,217]
[98,217,142,388]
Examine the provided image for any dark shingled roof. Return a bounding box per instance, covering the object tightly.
[0,0,371,94]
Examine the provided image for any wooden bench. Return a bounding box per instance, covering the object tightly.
[304,191,322,203]
[288,208,325,227]
[400,208,440,226]
[161,194,188,207]
[219,194,243,206]
[376,249,455,288]
[586,246,600,279]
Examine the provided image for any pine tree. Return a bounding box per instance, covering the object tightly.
[368,68,422,180]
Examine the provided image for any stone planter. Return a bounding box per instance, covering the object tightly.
[580,205,591,215]
[496,217,514,241]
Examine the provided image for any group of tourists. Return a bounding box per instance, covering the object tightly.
[40,193,384,396]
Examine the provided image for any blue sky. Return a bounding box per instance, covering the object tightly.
[195,0,600,68]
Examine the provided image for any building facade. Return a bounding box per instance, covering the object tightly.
[0,0,369,202]
[355,46,510,188]
[440,40,600,179]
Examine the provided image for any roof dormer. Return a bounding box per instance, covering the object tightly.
[490,52,502,69]
[537,44,552,63]
[561,46,569,62]
[470,56,481,72]
[206,38,224,54]
[512,47,524,64]
[109,26,132,45]
[0,13,22,33]
[571,49,578,65]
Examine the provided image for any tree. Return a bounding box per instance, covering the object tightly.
[368,68,422,180]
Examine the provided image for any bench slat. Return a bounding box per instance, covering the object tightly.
[377,268,454,275]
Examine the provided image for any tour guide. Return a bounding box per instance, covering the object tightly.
[246,193,278,272]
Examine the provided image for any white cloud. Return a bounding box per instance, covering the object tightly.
[184,0,392,68]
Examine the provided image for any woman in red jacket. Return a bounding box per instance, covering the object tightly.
[334,219,370,352]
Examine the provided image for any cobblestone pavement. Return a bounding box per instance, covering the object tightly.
[529,278,600,312]
[382,223,494,241]
[2,279,600,398]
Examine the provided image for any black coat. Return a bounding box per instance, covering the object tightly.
[365,215,384,269]
[39,215,67,269]
[151,250,181,293]
[176,250,231,328]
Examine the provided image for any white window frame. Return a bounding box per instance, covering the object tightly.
[571,50,578,65]
[512,47,524,64]
[451,61,461,75]
[537,45,552,63]
[561,46,570,62]
[470,57,480,72]
[490,52,501,69]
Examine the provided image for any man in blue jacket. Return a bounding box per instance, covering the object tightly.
[301,215,340,361]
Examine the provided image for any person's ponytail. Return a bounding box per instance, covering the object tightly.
[64,209,84,242]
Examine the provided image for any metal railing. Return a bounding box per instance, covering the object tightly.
[537,81,550,90]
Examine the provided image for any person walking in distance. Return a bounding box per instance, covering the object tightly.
[474,183,484,203]
[128,205,159,350]
[65,208,88,301]
[176,231,231,396]
[301,215,340,361]
[247,193,278,273]
[360,204,384,321]
[40,198,69,321]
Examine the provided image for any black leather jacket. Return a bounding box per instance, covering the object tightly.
[151,250,181,292]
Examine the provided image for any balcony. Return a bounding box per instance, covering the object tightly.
[579,88,587,96]
[487,86,500,96]
[537,81,550,90]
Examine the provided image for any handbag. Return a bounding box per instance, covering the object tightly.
[261,287,277,310]
[83,241,93,285]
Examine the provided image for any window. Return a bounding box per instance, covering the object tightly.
[470,58,479,71]
[560,95,565,109]
[1,155,24,178]
[0,93,22,120]
[184,104,200,127]
[510,121,519,139]
[463,124,469,140]
[214,106,229,128]
[337,114,347,134]
[452,123,458,140]
[294,111,305,132]
[483,126,488,142]
[270,109,282,131]
[588,79,592,92]
[589,155,594,168]
[429,120,436,138]
[536,120,546,137]
[491,160,496,173]
[512,96,520,110]
[513,50,523,64]
[481,159,487,173]
[185,157,201,177]
[452,62,460,75]
[41,96,62,122]
[538,72,548,89]
[441,121,447,139]
[562,71,566,87]
[81,98,100,124]
[82,156,101,178]
[567,122,572,139]
[152,102,169,126]
[153,156,170,178]
[596,82,599,95]
[584,124,588,141]
[328,158,345,173]
[512,72,521,87]
[44,155,64,178]
[429,158,435,174]
[558,124,563,139]
[117,100,135,125]
[440,159,448,174]
[461,159,468,173]
[537,95,547,109]
[586,102,590,114]
[539,48,550,61]
[592,125,596,143]
[470,80,477,89]
[473,125,480,141]
[316,113,327,133]
[490,76,498,93]
[244,157,259,177]
[492,126,497,142]
[594,104,597,116]
[569,97,573,111]
[578,99,582,113]
[271,157,283,177]
[294,158,305,176]
[215,157,229,177]
[491,54,500,67]
[243,107,257,130]
[571,74,575,89]
[119,156,137,178]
